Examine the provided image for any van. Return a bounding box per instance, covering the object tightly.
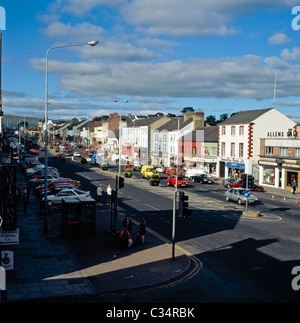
[141,165,157,178]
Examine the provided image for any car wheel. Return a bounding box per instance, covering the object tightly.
[227,184,230,188]
[47,200,53,207]
[225,196,229,201]
[238,199,242,205]
[167,181,170,186]
[192,178,195,182]
[257,187,262,192]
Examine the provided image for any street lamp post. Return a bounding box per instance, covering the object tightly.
[43,40,99,234]
[114,99,128,176]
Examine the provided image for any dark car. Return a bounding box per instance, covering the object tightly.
[191,174,214,184]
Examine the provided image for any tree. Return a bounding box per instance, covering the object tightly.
[181,107,195,114]
[219,113,228,122]
[167,113,176,117]
[205,115,216,125]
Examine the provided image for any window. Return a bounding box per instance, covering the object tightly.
[192,146,197,155]
[296,148,300,158]
[231,126,236,136]
[211,147,217,156]
[222,126,226,135]
[280,147,288,156]
[239,143,244,157]
[231,143,235,157]
[265,147,273,156]
[221,142,225,156]
[239,126,244,136]
[186,146,189,154]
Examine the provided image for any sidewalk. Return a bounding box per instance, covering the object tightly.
[1,165,191,302]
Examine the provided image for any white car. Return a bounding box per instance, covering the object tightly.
[42,188,90,207]
[73,151,81,157]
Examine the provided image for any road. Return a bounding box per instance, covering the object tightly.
[40,150,300,303]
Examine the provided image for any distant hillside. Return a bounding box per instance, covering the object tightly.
[2,114,41,129]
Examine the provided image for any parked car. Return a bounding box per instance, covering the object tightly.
[39,146,45,151]
[73,151,81,157]
[224,188,258,205]
[42,188,90,207]
[38,183,76,197]
[167,175,189,187]
[29,149,37,155]
[184,167,207,179]
[191,174,214,184]
[29,174,61,186]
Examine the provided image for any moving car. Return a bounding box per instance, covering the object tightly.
[223,178,236,188]
[29,149,37,155]
[42,188,90,207]
[141,165,158,179]
[167,175,188,187]
[229,178,265,192]
[73,151,81,157]
[224,188,258,205]
[191,174,214,184]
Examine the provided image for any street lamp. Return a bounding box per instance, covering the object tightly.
[114,99,128,175]
[43,40,99,234]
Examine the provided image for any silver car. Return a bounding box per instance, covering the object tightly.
[225,188,258,205]
[42,188,90,207]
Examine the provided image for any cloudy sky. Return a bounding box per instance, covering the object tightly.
[1,0,300,122]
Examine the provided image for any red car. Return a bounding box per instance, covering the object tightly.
[167,175,188,187]
[124,164,135,170]
[29,149,37,154]
[39,146,45,151]
[230,179,264,192]
[54,153,66,160]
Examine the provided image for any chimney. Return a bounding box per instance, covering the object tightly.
[184,112,204,130]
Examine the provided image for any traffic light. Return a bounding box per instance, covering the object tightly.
[248,175,254,189]
[178,191,192,218]
[118,176,124,189]
[241,174,246,188]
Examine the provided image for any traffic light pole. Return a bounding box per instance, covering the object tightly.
[246,174,249,212]
[172,190,177,260]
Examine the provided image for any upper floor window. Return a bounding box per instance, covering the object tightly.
[239,143,244,157]
[265,147,273,156]
[280,147,288,156]
[231,126,236,136]
[239,126,244,136]
[231,143,235,157]
[222,126,226,135]
[221,142,225,156]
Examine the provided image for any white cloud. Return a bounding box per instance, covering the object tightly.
[268,33,292,45]
[281,47,300,62]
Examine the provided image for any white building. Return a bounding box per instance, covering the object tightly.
[216,108,297,181]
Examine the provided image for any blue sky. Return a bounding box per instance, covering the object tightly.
[1,0,300,122]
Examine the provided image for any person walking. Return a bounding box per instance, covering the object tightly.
[17,184,23,199]
[292,179,297,195]
[96,184,103,203]
[106,184,112,203]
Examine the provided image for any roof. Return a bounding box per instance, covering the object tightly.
[219,108,273,125]
[156,117,192,131]
[181,126,218,142]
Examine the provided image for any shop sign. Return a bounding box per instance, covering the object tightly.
[258,161,278,166]
[225,162,245,169]
[0,229,19,245]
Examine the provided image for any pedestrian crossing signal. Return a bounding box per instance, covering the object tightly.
[119,176,124,189]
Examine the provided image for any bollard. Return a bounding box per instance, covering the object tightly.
[272,194,274,199]
[283,196,286,202]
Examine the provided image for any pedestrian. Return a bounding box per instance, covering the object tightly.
[292,179,297,195]
[96,184,103,203]
[107,184,112,202]
[136,217,146,245]
[23,187,28,212]
[122,215,133,233]
[17,184,23,199]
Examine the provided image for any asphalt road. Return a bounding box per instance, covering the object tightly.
[39,150,300,303]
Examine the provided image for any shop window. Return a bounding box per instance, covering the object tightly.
[263,168,275,185]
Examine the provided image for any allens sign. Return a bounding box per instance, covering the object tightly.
[267,129,297,138]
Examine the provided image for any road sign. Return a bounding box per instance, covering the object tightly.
[244,190,251,198]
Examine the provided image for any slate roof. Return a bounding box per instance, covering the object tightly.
[182,126,218,142]
[156,117,192,131]
[219,108,273,125]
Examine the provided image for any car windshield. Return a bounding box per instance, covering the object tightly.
[238,190,245,195]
